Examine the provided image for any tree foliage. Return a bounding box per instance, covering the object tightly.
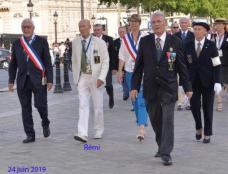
[99,0,228,18]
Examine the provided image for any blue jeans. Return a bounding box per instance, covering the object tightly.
[125,71,148,126]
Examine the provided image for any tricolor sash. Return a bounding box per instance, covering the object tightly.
[122,32,142,61]
[20,36,45,77]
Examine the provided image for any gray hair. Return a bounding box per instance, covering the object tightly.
[79,19,90,26]
[180,17,190,23]
[21,18,35,27]
[151,11,166,20]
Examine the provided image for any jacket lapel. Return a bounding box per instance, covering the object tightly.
[160,33,171,62]
[150,34,159,63]
[198,39,210,59]
[189,40,197,60]
[220,33,228,49]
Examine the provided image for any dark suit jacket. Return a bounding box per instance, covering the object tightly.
[131,33,192,104]
[9,35,53,90]
[175,30,194,86]
[184,38,221,88]
[217,32,228,66]
[175,30,195,45]
[113,37,121,70]
[102,35,117,70]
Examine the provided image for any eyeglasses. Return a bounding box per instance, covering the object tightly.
[172,27,179,29]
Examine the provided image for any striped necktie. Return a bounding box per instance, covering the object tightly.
[155,38,162,62]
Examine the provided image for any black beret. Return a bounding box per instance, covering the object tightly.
[192,22,210,31]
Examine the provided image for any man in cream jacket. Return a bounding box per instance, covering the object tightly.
[72,19,109,142]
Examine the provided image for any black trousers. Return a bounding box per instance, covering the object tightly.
[146,100,175,156]
[190,81,214,136]
[17,76,50,137]
[105,69,113,98]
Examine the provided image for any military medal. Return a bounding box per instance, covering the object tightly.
[187,54,193,64]
[166,48,176,71]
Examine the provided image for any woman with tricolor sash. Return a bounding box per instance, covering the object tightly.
[117,14,148,141]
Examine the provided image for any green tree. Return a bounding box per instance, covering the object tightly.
[99,0,228,18]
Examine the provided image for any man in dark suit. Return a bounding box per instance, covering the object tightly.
[114,26,128,100]
[175,17,194,110]
[93,24,116,108]
[213,18,228,112]
[175,17,195,44]
[131,12,193,166]
[8,19,53,143]
[184,21,222,144]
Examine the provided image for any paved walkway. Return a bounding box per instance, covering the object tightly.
[0,71,228,174]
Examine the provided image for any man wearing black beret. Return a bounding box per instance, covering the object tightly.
[184,21,222,143]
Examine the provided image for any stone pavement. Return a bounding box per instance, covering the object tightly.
[0,71,228,174]
[0,70,8,92]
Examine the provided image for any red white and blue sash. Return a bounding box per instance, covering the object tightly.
[20,36,45,77]
[122,32,141,61]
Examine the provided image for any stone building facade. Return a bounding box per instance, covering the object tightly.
[0,0,97,45]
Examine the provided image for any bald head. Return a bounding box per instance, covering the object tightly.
[79,19,91,38]
[79,19,91,26]
[118,26,126,38]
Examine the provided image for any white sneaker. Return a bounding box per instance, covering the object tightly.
[74,134,88,143]
[94,132,103,139]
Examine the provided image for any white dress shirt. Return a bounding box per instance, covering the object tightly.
[216,33,224,49]
[195,37,205,51]
[181,30,188,37]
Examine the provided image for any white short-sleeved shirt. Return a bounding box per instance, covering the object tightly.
[119,32,146,72]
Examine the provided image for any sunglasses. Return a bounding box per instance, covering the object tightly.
[172,27,179,29]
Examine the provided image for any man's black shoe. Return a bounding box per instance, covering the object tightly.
[161,155,172,166]
[23,136,35,144]
[43,126,50,138]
